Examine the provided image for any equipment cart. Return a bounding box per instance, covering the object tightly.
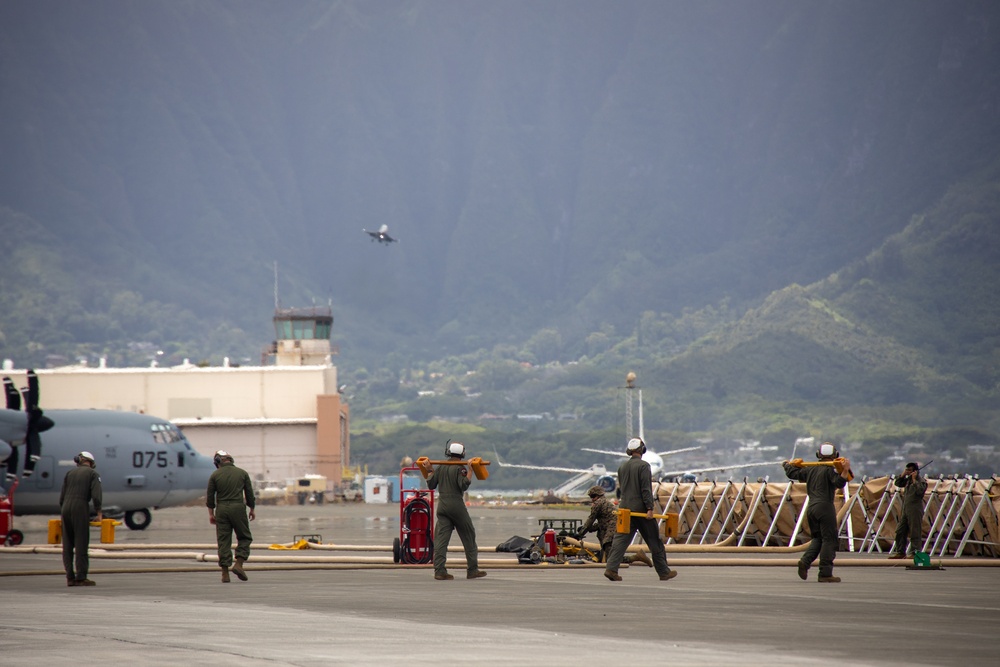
[392,465,434,564]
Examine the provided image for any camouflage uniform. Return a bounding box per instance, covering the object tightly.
[892,472,928,556]
[206,461,255,570]
[580,494,618,556]
[427,462,479,577]
[59,464,102,584]
[783,461,848,578]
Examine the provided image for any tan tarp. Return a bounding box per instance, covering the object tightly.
[654,476,999,557]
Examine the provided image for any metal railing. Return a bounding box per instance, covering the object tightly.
[653,475,999,557]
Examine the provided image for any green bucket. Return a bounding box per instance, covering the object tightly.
[913,551,932,567]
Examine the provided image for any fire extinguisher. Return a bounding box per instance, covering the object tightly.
[1,482,24,546]
[541,528,558,558]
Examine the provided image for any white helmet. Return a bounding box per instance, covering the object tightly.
[75,451,95,464]
[817,442,838,459]
[626,438,645,454]
[213,450,234,467]
[446,441,466,458]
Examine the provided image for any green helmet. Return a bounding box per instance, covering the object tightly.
[587,485,605,498]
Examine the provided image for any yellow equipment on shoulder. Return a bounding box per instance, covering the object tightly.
[788,457,855,481]
[415,456,491,480]
[615,508,679,538]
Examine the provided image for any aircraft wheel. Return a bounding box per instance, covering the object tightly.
[5,529,23,546]
[125,508,152,531]
[392,537,401,563]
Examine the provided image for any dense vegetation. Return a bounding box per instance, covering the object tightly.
[1,2,998,478]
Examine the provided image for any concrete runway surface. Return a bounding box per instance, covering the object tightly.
[2,504,997,666]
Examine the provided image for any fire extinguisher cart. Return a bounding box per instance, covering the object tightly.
[1,480,24,547]
[392,466,434,564]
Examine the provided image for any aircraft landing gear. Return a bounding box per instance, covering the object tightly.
[124,508,152,530]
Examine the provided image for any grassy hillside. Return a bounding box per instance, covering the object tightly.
[1,2,998,473]
[643,165,1000,442]
[4,2,1000,371]
[345,169,1000,479]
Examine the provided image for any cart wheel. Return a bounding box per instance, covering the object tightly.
[392,537,401,563]
[6,529,23,546]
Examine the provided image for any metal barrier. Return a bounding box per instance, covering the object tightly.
[654,475,1000,557]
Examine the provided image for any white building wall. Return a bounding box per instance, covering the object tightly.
[15,366,337,420]
[177,423,317,482]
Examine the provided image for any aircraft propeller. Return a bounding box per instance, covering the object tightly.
[2,377,21,481]
[4,376,20,410]
[16,370,54,477]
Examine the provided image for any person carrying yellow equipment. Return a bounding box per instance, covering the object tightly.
[783,442,852,583]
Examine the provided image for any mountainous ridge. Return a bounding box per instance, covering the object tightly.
[0,1,998,454]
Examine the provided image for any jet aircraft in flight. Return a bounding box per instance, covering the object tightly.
[363,224,397,244]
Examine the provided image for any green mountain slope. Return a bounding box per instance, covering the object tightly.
[644,165,1000,438]
[0,0,998,460]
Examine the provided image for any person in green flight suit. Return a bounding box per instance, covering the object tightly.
[59,451,102,587]
[427,441,486,580]
[889,462,928,559]
[206,450,256,583]
[603,438,676,582]
[783,442,853,582]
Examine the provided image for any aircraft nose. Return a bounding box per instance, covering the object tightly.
[183,453,214,491]
[192,453,215,473]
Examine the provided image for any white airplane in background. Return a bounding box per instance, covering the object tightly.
[494,383,783,494]
[580,444,703,479]
[495,443,784,495]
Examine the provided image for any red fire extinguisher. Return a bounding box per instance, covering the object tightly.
[541,528,558,558]
[1,481,24,546]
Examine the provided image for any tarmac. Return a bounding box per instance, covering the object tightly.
[2,503,998,666]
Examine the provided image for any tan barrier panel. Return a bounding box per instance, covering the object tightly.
[655,475,999,557]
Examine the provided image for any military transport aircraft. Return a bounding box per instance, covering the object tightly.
[1,370,215,533]
[363,224,397,244]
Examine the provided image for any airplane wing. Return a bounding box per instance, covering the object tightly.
[581,445,702,458]
[660,459,785,478]
[362,228,397,243]
[580,447,627,459]
[494,450,607,476]
[496,460,608,476]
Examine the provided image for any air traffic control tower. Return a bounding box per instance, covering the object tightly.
[268,306,334,366]
[256,304,349,488]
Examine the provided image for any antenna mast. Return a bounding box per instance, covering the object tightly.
[273,261,280,310]
[624,372,637,441]
[638,387,644,442]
